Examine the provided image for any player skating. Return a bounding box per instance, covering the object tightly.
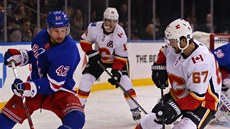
[0,10,85,129]
[77,7,141,120]
[135,19,221,129]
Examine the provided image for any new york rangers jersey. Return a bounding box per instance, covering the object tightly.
[158,41,221,111]
[212,43,230,73]
[28,29,80,94]
[80,21,128,70]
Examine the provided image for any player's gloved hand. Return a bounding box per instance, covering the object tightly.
[12,78,37,98]
[151,63,168,89]
[108,70,122,88]
[4,49,29,67]
[152,94,181,124]
[86,50,101,65]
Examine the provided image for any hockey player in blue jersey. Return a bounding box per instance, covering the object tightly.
[212,43,230,92]
[0,10,85,129]
[211,41,230,124]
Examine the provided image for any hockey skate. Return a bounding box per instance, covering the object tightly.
[131,108,141,120]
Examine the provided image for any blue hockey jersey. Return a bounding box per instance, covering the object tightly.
[27,29,80,94]
[212,43,230,72]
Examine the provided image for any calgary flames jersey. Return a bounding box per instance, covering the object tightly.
[159,41,221,111]
[80,21,128,70]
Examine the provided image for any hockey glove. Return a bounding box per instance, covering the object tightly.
[86,50,101,65]
[151,63,168,89]
[108,70,122,88]
[152,94,181,124]
[4,49,29,67]
[12,78,37,98]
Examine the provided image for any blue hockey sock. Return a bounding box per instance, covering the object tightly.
[58,111,85,129]
[0,113,16,129]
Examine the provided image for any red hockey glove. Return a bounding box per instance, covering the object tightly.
[4,49,29,67]
[12,78,37,97]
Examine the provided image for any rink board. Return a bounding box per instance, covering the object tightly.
[0,41,161,109]
[0,41,226,109]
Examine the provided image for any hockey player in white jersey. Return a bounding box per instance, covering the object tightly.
[77,7,141,120]
[191,31,230,125]
[135,19,222,129]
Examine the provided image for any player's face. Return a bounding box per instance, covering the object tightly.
[103,19,117,32]
[168,39,181,54]
[49,27,67,44]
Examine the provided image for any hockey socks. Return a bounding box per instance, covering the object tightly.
[0,113,16,129]
[58,111,85,129]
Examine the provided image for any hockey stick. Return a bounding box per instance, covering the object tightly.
[11,61,35,129]
[209,91,230,126]
[220,91,230,111]
[160,86,165,129]
[98,61,148,114]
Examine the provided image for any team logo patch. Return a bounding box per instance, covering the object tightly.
[176,24,180,29]
[55,16,62,20]
[107,41,113,48]
[44,43,50,50]
[192,54,204,64]
[118,32,123,38]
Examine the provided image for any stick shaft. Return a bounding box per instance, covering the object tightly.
[160,87,165,129]
[220,91,230,111]
[11,62,34,129]
[98,61,148,114]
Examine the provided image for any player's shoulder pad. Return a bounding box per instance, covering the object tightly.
[32,29,49,43]
[191,50,212,66]
[160,44,169,51]
[90,22,97,27]
[115,25,127,39]
[162,45,168,49]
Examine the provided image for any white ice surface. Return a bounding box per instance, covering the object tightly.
[14,86,229,129]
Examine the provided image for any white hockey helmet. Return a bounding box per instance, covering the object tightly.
[103,7,119,21]
[165,18,193,52]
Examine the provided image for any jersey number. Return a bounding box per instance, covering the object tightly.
[192,71,208,83]
[56,65,70,76]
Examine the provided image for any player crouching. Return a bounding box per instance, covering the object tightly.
[136,19,221,129]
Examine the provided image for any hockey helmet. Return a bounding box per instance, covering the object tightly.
[46,10,70,35]
[165,18,193,52]
[103,7,119,21]
[46,10,69,28]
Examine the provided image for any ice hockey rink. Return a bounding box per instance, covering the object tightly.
[14,85,229,129]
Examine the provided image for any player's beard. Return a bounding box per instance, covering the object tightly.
[173,47,182,54]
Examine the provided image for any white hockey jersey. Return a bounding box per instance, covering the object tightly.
[159,41,221,111]
[80,21,128,70]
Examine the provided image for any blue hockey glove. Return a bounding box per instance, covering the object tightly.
[108,70,122,88]
[12,78,37,97]
[151,63,168,89]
